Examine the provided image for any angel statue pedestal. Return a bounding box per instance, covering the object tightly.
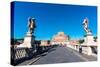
[23,32,33,48]
[83,33,94,55]
[84,33,94,46]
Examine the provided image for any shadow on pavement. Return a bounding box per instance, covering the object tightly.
[11,45,58,66]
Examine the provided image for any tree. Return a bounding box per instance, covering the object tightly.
[11,38,17,45]
[84,35,87,37]
[94,36,97,42]
[79,39,84,44]
[67,35,70,41]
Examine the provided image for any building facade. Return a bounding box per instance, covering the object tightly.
[51,32,69,45]
[40,40,50,46]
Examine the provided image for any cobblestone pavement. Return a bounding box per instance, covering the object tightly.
[32,46,97,65]
[18,46,97,65]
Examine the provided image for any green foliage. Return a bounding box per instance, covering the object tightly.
[93,36,97,42]
[84,35,87,37]
[67,35,70,40]
[79,39,84,44]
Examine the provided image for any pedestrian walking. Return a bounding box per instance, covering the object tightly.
[79,45,82,54]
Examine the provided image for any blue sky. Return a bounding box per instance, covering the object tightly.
[12,1,97,40]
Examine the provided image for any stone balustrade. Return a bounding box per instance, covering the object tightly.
[11,45,52,65]
[13,48,28,60]
[67,44,97,55]
[11,47,34,65]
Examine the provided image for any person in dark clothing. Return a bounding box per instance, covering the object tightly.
[79,45,82,54]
